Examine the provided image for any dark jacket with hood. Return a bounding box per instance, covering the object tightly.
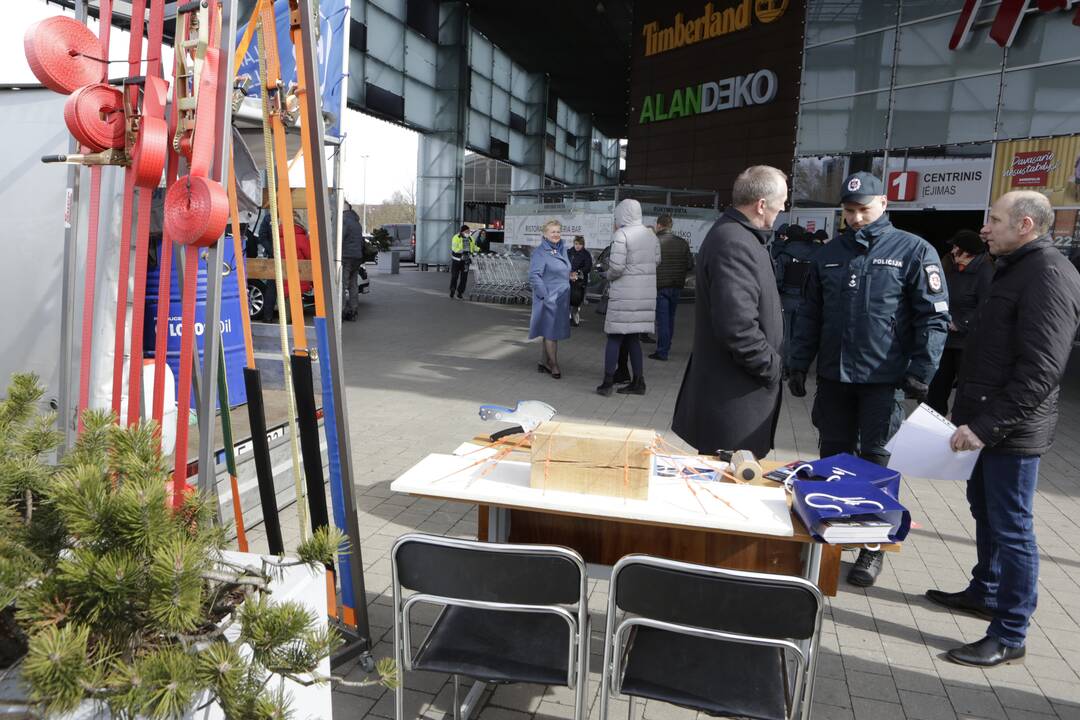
[341,208,366,260]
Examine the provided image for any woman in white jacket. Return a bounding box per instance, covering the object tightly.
[597,199,661,396]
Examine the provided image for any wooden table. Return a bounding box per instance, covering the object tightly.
[392,445,847,596]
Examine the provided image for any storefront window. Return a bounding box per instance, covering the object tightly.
[798,91,889,155]
[802,31,895,101]
[894,13,1004,87]
[998,61,1080,140]
[806,0,899,46]
[889,75,1000,148]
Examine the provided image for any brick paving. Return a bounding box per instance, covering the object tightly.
[244,267,1080,720]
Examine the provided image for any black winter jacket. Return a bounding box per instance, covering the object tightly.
[655,229,694,289]
[952,236,1080,455]
[943,251,993,350]
[568,246,593,283]
[341,208,366,260]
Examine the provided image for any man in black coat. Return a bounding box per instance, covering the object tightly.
[927,229,994,415]
[650,214,694,361]
[928,191,1080,668]
[672,166,786,458]
[341,203,366,321]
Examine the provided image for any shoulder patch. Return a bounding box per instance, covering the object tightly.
[925,264,943,293]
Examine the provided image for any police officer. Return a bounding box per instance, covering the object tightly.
[449,224,477,299]
[775,224,817,367]
[787,172,950,587]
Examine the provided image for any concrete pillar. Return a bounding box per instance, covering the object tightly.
[415,2,468,267]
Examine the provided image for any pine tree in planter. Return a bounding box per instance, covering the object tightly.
[0,374,395,718]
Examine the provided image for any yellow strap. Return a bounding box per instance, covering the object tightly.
[257,13,308,541]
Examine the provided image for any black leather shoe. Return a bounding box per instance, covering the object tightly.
[847,549,883,587]
[596,379,615,396]
[617,377,646,395]
[947,636,1025,667]
[612,367,631,384]
[925,589,994,620]
[648,352,667,361]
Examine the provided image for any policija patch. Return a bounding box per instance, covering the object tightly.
[925,264,943,293]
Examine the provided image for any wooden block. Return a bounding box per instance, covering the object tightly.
[245,258,314,281]
[530,422,655,500]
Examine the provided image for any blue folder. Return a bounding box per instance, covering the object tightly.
[791,478,911,544]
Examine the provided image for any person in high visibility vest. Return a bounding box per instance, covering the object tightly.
[449,224,477,299]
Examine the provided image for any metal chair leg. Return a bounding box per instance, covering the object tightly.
[627,695,636,719]
[453,675,461,720]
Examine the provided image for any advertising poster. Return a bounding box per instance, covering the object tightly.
[235,0,349,138]
[505,203,719,251]
[990,137,1080,208]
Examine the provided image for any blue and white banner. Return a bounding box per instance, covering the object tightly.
[236,0,348,138]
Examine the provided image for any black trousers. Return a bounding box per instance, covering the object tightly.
[812,378,904,467]
[449,258,469,296]
[927,347,963,416]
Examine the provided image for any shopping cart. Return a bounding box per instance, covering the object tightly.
[469,251,532,304]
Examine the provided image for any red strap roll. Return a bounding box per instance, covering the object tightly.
[63,83,124,152]
[164,174,229,247]
[24,16,102,95]
[134,116,168,188]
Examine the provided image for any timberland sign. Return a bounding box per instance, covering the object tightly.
[641,0,790,57]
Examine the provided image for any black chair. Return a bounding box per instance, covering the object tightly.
[599,555,824,720]
[391,533,589,720]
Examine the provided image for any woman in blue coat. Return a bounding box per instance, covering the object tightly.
[529,220,571,378]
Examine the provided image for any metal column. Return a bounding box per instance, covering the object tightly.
[415,2,468,267]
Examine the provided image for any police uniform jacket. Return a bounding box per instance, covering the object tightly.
[672,208,783,457]
[787,214,949,385]
[775,238,819,297]
[952,236,1080,455]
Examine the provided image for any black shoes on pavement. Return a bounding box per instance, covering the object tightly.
[925,589,995,620]
[596,378,615,396]
[847,549,884,587]
[617,377,646,395]
[648,352,667,361]
[946,635,1025,667]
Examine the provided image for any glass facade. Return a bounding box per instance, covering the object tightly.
[798,1,1080,156]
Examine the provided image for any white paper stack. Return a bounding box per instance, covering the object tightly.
[885,403,981,481]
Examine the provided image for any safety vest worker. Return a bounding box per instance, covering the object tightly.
[449,225,477,299]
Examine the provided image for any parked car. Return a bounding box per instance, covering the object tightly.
[244,213,368,321]
[382,223,416,263]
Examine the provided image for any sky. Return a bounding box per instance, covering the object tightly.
[5,0,419,206]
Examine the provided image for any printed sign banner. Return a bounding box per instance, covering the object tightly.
[235,0,349,138]
[505,203,719,251]
[990,137,1080,209]
[883,157,991,210]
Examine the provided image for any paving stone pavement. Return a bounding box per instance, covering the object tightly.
[244,267,1080,720]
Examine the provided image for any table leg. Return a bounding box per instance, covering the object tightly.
[487,506,510,542]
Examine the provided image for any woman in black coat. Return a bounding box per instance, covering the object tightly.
[567,235,593,326]
[927,230,994,415]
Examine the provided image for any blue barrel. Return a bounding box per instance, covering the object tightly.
[145,236,248,409]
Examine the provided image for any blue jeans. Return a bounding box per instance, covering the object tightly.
[655,288,681,358]
[966,453,1041,647]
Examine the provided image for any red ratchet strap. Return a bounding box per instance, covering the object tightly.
[124,0,169,427]
[63,84,124,151]
[151,99,182,435]
[167,1,229,506]
[75,0,113,434]
[23,4,115,434]
[109,0,148,419]
[24,16,100,94]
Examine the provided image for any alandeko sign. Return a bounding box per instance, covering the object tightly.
[637,0,787,125]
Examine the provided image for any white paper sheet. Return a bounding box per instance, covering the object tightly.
[885,403,981,481]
